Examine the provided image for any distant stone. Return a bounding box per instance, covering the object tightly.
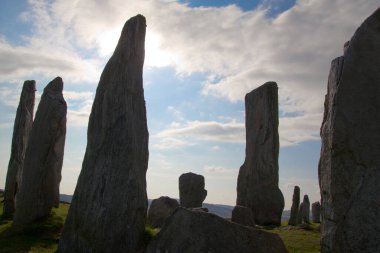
[147,196,179,228]
[236,82,284,226]
[14,77,66,225]
[301,195,310,224]
[146,207,287,253]
[311,201,321,223]
[319,8,380,253]
[179,172,207,208]
[3,80,35,217]
[58,15,148,253]
[296,203,303,225]
[288,186,300,226]
[231,205,255,227]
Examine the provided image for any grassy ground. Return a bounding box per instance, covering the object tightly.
[0,195,320,253]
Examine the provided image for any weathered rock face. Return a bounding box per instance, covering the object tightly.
[231,205,255,227]
[179,172,207,208]
[301,195,310,224]
[3,81,35,217]
[311,201,321,223]
[288,186,300,226]
[147,196,179,228]
[236,82,284,226]
[14,77,66,225]
[319,8,380,253]
[146,207,287,253]
[58,15,148,253]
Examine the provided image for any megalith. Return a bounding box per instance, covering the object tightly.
[3,80,35,217]
[231,205,255,227]
[319,8,380,253]
[147,196,179,228]
[58,15,148,253]
[288,186,300,226]
[312,201,321,223]
[146,207,287,253]
[301,195,310,224]
[14,77,66,225]
[236,82,284,226]
[179,172,207,208]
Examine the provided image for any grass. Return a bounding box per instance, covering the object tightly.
[0,195,321,252]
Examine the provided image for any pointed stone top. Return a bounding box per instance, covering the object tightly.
[44,77,63,94]
[294,185,300,191]
[23,80,36,92]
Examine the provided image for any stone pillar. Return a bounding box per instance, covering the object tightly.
[311,201,321,223]
[288,186,300,226]
[179,172,207,208]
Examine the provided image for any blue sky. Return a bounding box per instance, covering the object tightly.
[0,0,378,209]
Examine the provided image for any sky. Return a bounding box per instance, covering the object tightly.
[0,0,378,209]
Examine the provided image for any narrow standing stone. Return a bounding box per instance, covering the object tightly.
[288,186,300,226]
[301,195,310,224]
[14,77,66,225]
[312,201,321,223]
[58,15,148,253]
[236,82,284,226]
[3,80,35,217]
[179,172,207,208]
[319,8,380,253]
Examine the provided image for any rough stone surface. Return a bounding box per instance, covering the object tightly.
[146,207,287,253]
[318,8,380,253]
[3,81,35,217]
[288,186,300,226]
[179,172,207,208]
[236,82,284,226]
[147,196,179,228]
[14,77,66,225]
[231,205,255,227]
[58,15,148,253]
[301,195,310,224]
[311,201,321,223]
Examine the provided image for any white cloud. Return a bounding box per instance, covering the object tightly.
[203,165,228,173]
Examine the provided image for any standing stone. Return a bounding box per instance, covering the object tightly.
[319,8,380,253]
[301,195,310,224]
[236,82,284,226]
[146,207,287,253]
[231,205,255,227]
[312,201,321,223]
[3,80,35,217]
[288,186,300,226]
[179,172,207,208]
[13,77,66,225]
[58,15,148,253]
[296,203,303,224]
[147,196,179,228]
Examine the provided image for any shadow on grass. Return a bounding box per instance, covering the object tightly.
[0,211,64,253]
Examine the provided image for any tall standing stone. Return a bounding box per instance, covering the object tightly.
[236,82,284,226]
[3,81,35,217]
[288,186,300,226]
[58,15,148,253]
[311,201,321,223]
[319,8,380,253]
[179,172,207,208]
[14,77,66,225]
[301,194,310,224]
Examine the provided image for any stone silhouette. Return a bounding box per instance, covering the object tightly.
[147,196,179,228]
[3,81,35,217]
[237,82,284,226]
[14,77,66,225]
[288,186,300,226]
[296,203,303,224]
[231,205,255,227]
[179,172,207,208]
[312,201,321,223]
[58,15,148,253]
[146,207,287,253]
[319,8,380,253]
[300,195,310,224]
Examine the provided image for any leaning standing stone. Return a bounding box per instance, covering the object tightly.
[319,8,380,253]
[311,201,321,223]
[179,172,207,208]
[288,186,300,226]
[236,82,284,226]
[3,80,35,217]
[58,15,148,253]
[14,77,66,225]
